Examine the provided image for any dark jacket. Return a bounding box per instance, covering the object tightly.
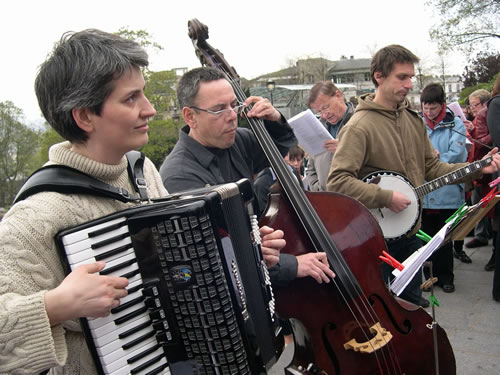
[159,118,299,286]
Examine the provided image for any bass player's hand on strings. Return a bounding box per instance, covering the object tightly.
[296,253,335,284]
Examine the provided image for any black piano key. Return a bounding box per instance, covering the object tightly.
[111,295,145,314]
[122,329,156,350]
[88,219,127,238]
[128,343,160,364]
[115,305,148,325]
[144,362,170,375]
[128,282,144,294]
[91,232,130,249]
[95,242,134,261]
[122,268,141,279]
[131,352,165,374]
[119,319,152,339]
[100,258,136,275]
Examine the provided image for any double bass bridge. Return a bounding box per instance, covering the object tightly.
[343,322,393,354]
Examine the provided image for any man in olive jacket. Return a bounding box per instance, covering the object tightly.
[327,45,500,308]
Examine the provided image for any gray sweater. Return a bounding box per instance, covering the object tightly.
[0,142,167,374]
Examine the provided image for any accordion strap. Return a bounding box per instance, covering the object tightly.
[13,151,148,204]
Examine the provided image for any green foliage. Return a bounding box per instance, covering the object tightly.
[37,125,64,165]
[0,101,42,206]
[144,70,178,113]
[140,118,181,169]
[458,84,490,105]
[428,0,500,54]
[457,74,498,104]
[462,50,500,87]
[115,27,163,53]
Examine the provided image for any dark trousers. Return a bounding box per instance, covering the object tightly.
[421,209,455,285]
[383,235,423,304]
[494,232,500,300]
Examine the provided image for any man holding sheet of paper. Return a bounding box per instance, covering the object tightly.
[291,81,354,191]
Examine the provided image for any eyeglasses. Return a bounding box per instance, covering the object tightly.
[317,102,331,116]
[469,101,482,109]
[189,102,245,117]
[313,95,336,116]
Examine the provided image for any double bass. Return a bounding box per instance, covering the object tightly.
[187,19,456,375]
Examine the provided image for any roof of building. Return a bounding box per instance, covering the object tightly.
[276,84,356,91]
[330,58,371,73]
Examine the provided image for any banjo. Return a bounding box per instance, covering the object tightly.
[363,155,494,241]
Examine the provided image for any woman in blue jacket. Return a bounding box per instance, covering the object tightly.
[420,83,468,293]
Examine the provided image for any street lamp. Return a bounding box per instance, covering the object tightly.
[266,80,275,105]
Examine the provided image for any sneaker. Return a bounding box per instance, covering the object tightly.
[453,249,472,263]
[465,238,488,248]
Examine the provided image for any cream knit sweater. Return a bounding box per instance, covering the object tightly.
[0,142,168,374]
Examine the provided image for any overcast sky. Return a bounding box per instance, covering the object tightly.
[2,0,496,127]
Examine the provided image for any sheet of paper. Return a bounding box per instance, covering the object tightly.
[448,101,467,122]
[288,109,333,156]
[390,220,454,296]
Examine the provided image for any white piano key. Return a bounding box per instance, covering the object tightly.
[96,319,155,357]
[110,356,169,375]
[64,225,131,255]
[102,339,164,374]
[102,336,157,371]
[62,216,127,246]
[92,306,150,341]
[100,252,139,277]
[66,237,133,265]
[92,312,151,348]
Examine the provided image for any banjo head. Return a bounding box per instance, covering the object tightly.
[364,171,420,241]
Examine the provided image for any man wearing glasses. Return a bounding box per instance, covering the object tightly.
[304,81,355,191]
[160,66,335,286]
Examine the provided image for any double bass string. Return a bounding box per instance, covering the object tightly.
[224,71,402,374]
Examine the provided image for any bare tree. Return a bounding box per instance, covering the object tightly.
[428,0,500,54]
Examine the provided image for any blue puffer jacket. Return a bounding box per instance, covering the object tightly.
[422,107,468,209]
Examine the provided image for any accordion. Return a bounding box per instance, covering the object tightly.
[55,179,284,375]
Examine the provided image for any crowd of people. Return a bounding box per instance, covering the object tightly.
[0,28,499,374]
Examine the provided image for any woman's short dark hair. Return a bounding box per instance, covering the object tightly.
[420,83,446,105]
[370,44,419,87]
[35,29,149,143]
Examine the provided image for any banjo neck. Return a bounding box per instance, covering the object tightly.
[414,154,494,198]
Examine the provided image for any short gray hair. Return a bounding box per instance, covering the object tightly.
[469,89,491,104]
[176,67,227,109]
